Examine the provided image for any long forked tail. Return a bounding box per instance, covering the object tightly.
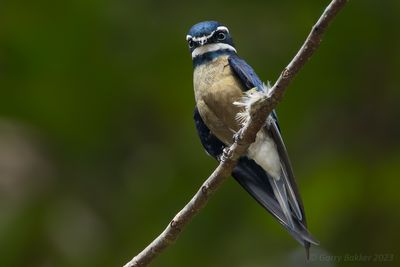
[232,157,319,253]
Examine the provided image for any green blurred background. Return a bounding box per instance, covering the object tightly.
[1,0,399,266]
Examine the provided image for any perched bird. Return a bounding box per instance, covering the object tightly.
[187,21,319,255]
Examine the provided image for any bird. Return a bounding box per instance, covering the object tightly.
[186,21,319,256]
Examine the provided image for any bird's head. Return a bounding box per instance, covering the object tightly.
[186,21,236,59]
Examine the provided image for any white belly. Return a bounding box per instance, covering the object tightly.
[248,130,281,179]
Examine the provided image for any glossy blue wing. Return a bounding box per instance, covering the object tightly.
[194,107,225,159]
[228,54,280,127]
[228,54,263,91]
[228,54,318,248]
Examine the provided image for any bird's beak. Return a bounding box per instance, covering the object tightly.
[198,36,208,46]
[199,39,207,46]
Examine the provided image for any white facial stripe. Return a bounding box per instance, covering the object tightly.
[216,26,229,33]
[190,26,230,44]
[192,31,215,44]
[191,43,236,58]
[187,26,230,45]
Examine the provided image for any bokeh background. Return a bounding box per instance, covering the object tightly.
[1,0,399,266]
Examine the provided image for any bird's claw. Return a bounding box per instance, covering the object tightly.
[233,129,244,144]
[219,147,233,162]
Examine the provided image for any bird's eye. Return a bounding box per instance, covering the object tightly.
[217,32,226,40]
[188,39,195,48]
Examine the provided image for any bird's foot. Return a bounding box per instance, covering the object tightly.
[233,128,245,144]
[219,147,233,162]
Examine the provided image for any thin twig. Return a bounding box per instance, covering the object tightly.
[124,1,348,266]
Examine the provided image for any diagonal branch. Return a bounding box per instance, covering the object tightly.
[123,0,348,266]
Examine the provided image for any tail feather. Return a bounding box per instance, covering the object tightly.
[281,163,303,220]
[232,157,319,248]
[268,175,295,229]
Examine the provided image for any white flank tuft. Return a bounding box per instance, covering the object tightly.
[233,83,272,126]
[248,130,281,179]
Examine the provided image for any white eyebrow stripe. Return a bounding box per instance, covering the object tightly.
[186,35,192,41]
[216,26,229,33]
[191,43,236,58]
